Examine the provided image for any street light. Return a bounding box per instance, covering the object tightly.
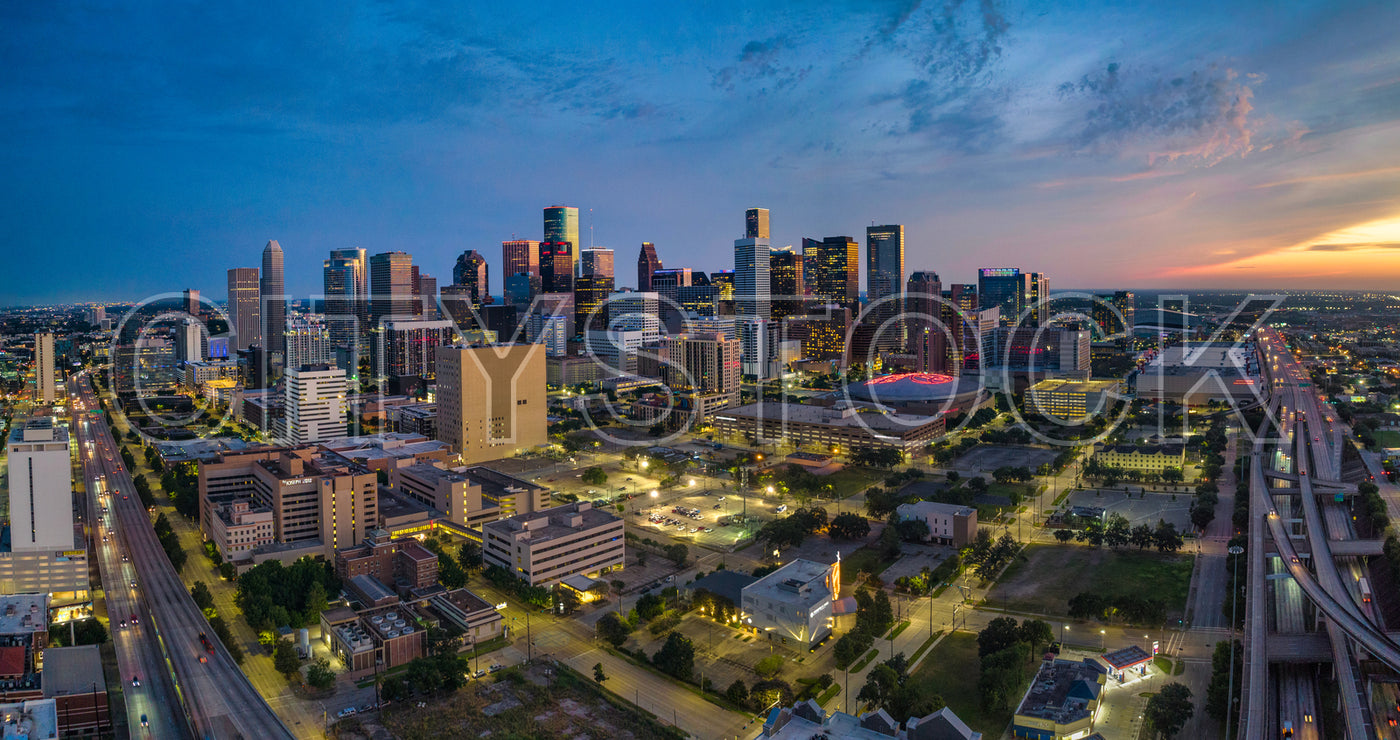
[1225,544,1245,740]
[1099,629,1106,651]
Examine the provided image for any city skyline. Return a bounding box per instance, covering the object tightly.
[5,2,1400,304]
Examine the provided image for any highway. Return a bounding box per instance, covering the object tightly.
[1242,329,1394,740]
[70,377,190,739]
[74,375,294,740]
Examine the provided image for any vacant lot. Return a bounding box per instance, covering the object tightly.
[374,665,683,740]
[988,544,1194,619]
[955,444,1061,472]
[908,631,1033,737]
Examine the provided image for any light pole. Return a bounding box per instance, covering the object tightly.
[1226,544,1244,740]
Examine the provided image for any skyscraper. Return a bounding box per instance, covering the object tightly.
[539,241,574,295]
[260,240,286,356]
[637,242,662,291]
[543,205,579,270]
[769,248,804,323]
[574,274,614,335]
[580,247,615,279]
[1025,272,1049,328]
[369,251,415,327]
[453,250,489,307]
[1094,291,1135,339]
[866,225,905,336]
[324,248,367,354]
[227,267,261,351]
[183,288,201,316]
[746,207,770,239]
[34,332,55,404]
[502,240,540,279]
[810,236,859,315]
[417,273,439,319]
[978,268,1024,326]
[735,208,770,319]
[943,284,977,372]
[905,271,946,372]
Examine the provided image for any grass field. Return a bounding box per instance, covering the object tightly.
[988,544,1194,619]
[1373,430,1400,449]
[908,631,1033,737]
[820,467,884,499]
[988,481,1036,504]
[840,545,898,584]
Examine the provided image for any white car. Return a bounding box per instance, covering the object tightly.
[776,505,788,513]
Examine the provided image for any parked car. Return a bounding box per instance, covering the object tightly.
[489,663,505,673]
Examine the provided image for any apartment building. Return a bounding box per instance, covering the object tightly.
[481,501,623,587]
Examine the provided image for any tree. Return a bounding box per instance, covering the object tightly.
[190,581,215,612]
[754,654,784,679]
[978,617,1023,657]
[596,612,632,648]
[273,639,302,678]
[307,657,335,690]
[582,467,608,486]
[1161,467,1185,485]
[664,543,689,566]
[437,556,468,590]
[593,662,608,683]
[1054,528,1074,543]
[828,512,871,540]
[635,593,666,621]
[725,679,749,705]
[1130,523,1155,549]
[652,631,695,681]
[1154,520,1184,553]
[1018,619,1053,652]
[1104,514,1131,548]
[458,541,483,572]
[1144,682,1194,738]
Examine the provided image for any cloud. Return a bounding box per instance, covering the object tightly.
[1253,165,1400,189]
[1305,242,1400,251]
[1059,61,1261,166]
[712,36,811,95]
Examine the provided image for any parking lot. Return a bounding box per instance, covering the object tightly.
[1062,489,1193,531]
[630,487,781,549]
[954,444,1062,472]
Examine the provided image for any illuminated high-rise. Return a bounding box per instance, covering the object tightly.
[227,267,261,351]
[540,241,574,294]
[637,242,661,291]
[324,248,367,353]
[370,251,415,326]
[1025,272,1049,328]
[452,250,489,307]
[905,271,945,372]
[260,240,286,356]
[865,225,904,337]
[580,247,614,279]
[543,205,579,260]
[746,208,770,239]
[769,248,804,323]
[34,332,55,404]
[503,240,540,279]
[809,236,859,315]
[978,267,1024,326]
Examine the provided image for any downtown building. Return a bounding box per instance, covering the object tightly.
[712,401,944,456]
[34,332,55,405]
[435,343,547,465]
[375,318,456,380]
[260,240,287,357]
[323,248,368,363]
[636,242,662,291]
[734,207,771,318]
[227,267,261,351]
[865,224,905,350]
[6,417,89,597]
[806,237,859,315]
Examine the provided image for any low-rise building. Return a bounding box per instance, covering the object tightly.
[387,403,437,438]
[482,501,623,587]
[741,558,837,649]
[428,588,505,648]
[1091,443,1186,474]
[0,699,57,739]
[1012,658,1105,740]
[713,401,945,456]
[208,500,275,562]
[895,501,978,547]
[41,645,109,737]
[317,433,454,473]
[1025,379,1121,421]
[183,360,237,389]
[761,700,981,740]
[320,603,426,676]
[334,529,439,593]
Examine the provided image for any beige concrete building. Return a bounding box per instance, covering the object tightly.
[208,500,275,561]
[712,401,945,455]
[197,446,377,562]
[895,501,977,547]
[1025,378,1121,420]
[435,343,547,464]
[482,501,623,587]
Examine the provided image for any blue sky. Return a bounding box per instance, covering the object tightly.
[5,0,1400,304]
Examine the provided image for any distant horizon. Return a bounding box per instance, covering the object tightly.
[5,3,1400,303]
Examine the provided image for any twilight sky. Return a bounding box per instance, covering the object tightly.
[5,0,1400,305]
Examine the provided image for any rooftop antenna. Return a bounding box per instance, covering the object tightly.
[589,208,595,248]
